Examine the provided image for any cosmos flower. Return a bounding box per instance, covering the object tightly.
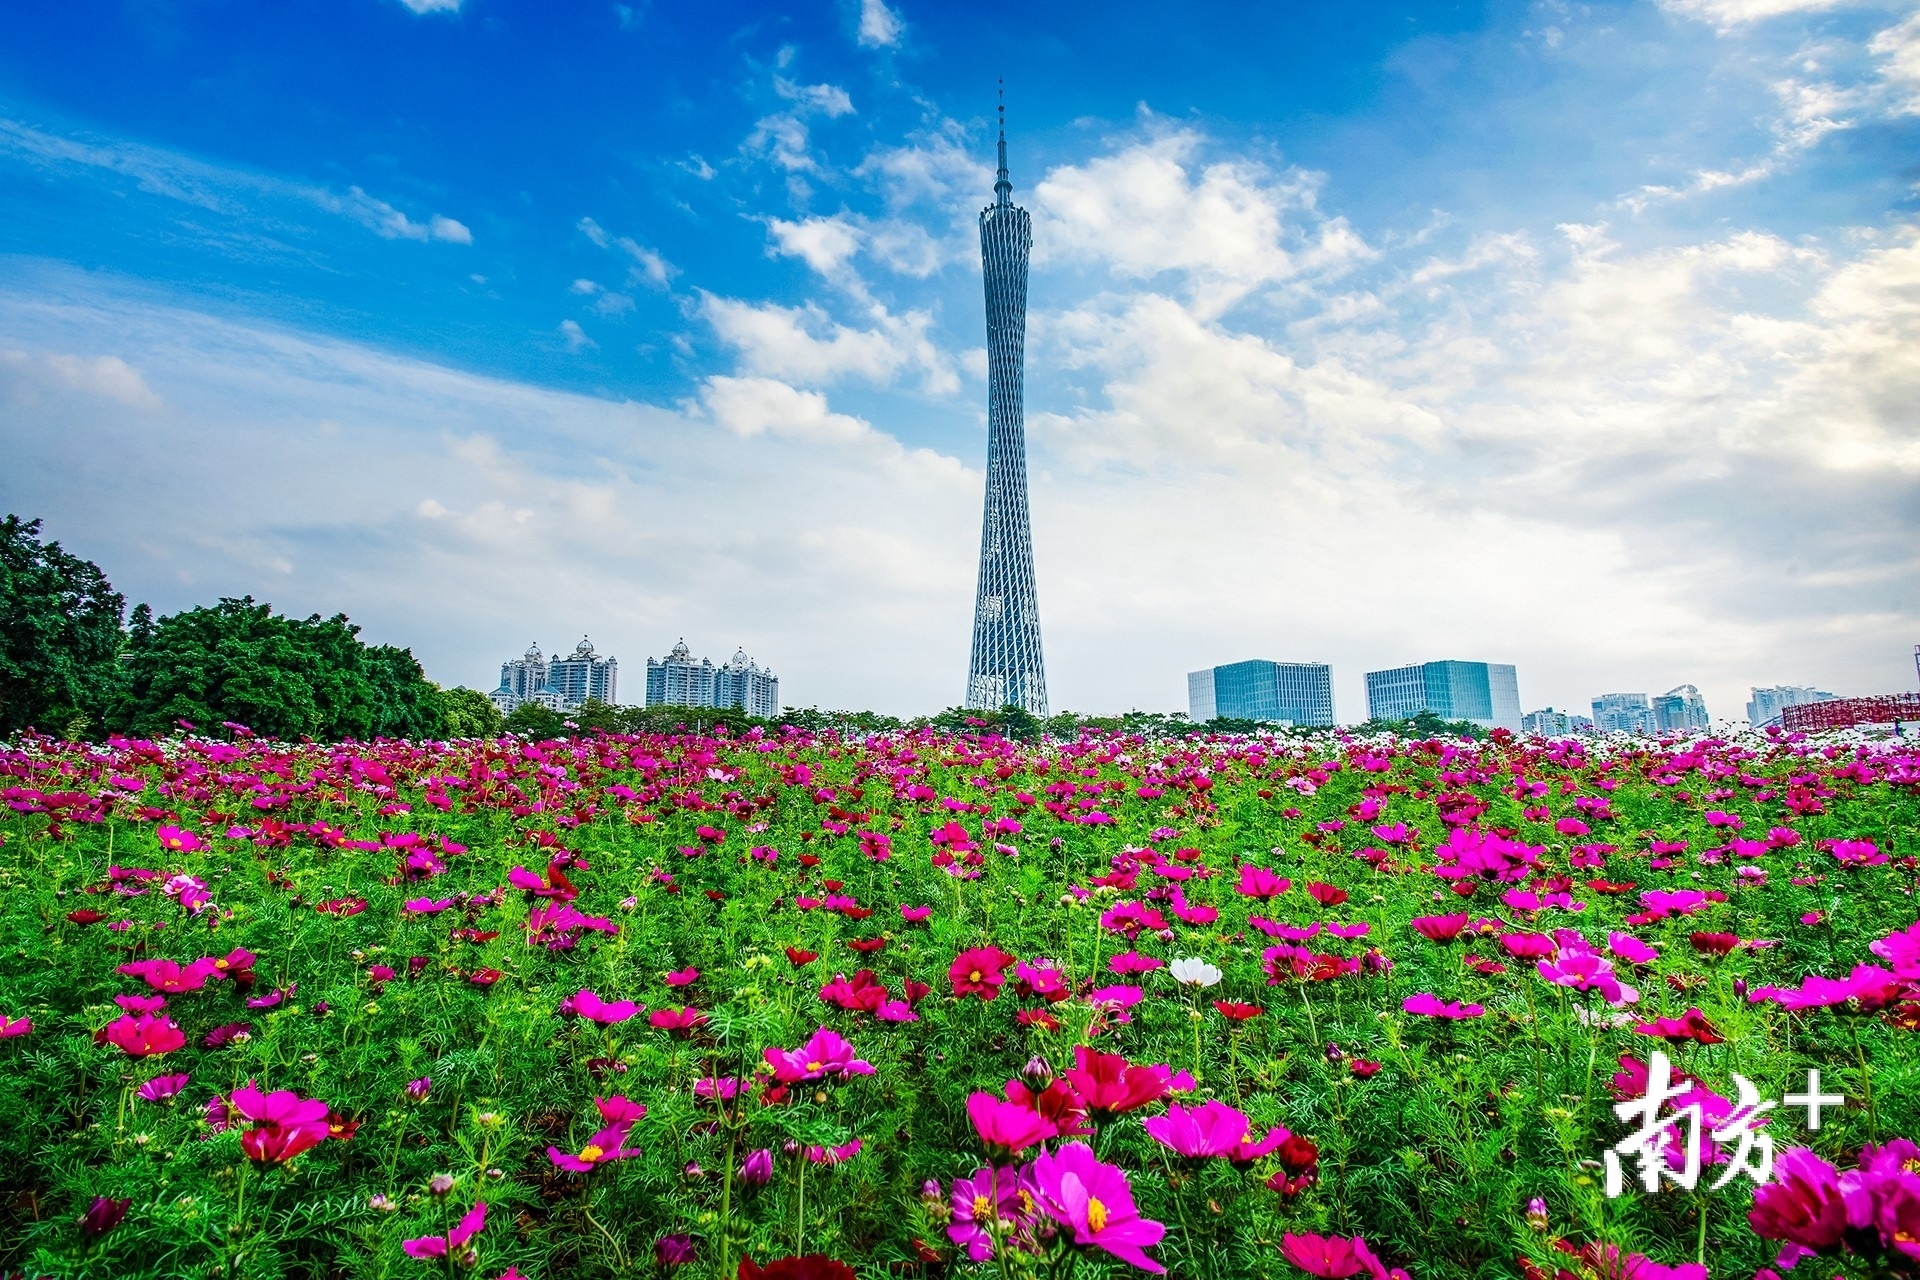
[1029,1142,1166,1273]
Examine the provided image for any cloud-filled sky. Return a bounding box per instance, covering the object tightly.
[1,0,1917,722]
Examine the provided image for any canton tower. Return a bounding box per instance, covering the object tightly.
[965,101,1048,716]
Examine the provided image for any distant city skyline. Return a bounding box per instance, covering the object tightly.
[2,2,1915,722]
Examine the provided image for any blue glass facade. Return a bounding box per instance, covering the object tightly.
[1187,660,1334,726]
[1364,660,1521,730]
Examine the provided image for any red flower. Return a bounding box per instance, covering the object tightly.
[846,937,887,953]
[1213,1001,1264,1021]
[737,1256,856,1280]
[948,946,1016,1000]
[1305,881,1348,907]
[99,1013,185,1057]
[468,968,504,986]
[785,947,818,966]
[1062,1045,1168,1117]
[1688,931,1739,957]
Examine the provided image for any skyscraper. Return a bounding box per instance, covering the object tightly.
[1188,660,1335,726]
[965,100,1047,716]
[1364,660,1522,730]
[1650,684,1710,733]
[1591,692,1657,734]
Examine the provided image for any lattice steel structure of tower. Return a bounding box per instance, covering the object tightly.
[965,105,1049,716]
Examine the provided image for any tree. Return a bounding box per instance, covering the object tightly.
[0,516,127,738]
[437,687,504,738]
[1353,711,1489,741]
[113,596,447,741]
[504,701,566,738]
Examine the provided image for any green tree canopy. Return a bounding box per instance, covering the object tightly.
[436,686,505,738]
[113,596,445,741]
[0,516,127,738]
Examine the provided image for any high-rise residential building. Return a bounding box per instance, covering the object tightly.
[491,639,616,714]
[1746,685,1838,728]
[965,101,1047,717]
[545,637,617,708]
[646,641,780,719]
[1364,660,1522,730]
[1651,684,1710,733]
[1591,692,1657,734]
[1522,707,1573,736]
[490,643,559,715]
[1187,660,1334,727]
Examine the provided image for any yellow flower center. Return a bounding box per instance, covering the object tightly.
[214,959,230,969]
[969,969,984,982]
[577,1144,604,1163]
[807,1061,825,1073]
[972,1194,992,1219]
[1086,1197,1109,1233]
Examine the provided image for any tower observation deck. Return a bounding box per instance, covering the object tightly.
[965,102,1048,716]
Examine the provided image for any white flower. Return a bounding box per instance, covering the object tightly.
[1169,957,1223,988]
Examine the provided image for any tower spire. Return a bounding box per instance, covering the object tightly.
[994,81,1012,208]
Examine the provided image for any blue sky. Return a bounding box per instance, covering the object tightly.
[2,0,1917,720]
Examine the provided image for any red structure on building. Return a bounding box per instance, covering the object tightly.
[1782,693,1920,731]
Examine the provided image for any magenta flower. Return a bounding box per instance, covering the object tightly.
[655,1234,696,1267]
[1870,919,1920,976]
[1142,1100,1254,1159]
[80,1195,132,1238]
[1280,1233,1408,1279]
[762,1027,875,1083]
[0,1015,30,1038]
[1410,913,1469,943]
[900,904,932,922]
[547,1124,642,1172]
[1402,993,1483,1020]
[1536,951,1638,1006]
[1030,1142,1166,1273]
[402,1201,486,1261]
[967,1090,1057,1155]
[664,967,699,987]
[137,1072,190,1101]
[1747,1146,1848,1268]
[559,989,641,1024]
[403,897,454,914]
[648,1006,709,1035]
[117,957,218,993]
[1234,864,1291,900]
[947,1165,1030,1262]
[740,1147,775,1185]
[100,1012,186,1056]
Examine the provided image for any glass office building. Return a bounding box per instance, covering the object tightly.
[1364,660,1522,731]
[1187,660,1334,727]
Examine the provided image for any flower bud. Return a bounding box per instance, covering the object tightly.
[1019,1054,1054,1089]
[1526,1196,1549,1232]
[428,1174,454,1198]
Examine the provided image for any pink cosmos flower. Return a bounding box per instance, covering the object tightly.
[1029,1142,1166,1274]
[1143,1100,1282,1162]
[402,1201,486,1260]
[762,1027,875,1083]
[649,1007,709,1035]
[900,904,932,922]
[1536,951,1639,1007]
[1108,951,1165,974]
[1410,914,1469,943]
[1280,1233,1409,1279]
[1402,993,1483,1020]
[137,1072,190,1101]
[1608,932,1659,966]
[559,989,641,1024]
[663,968,699,987]
[1234,865,1291,900]
[0,1015,30,1038]
[117,957,219,993]
[967,1091,1058,1155]
[1747,1146,1848,1267]
[100,1013,186,1056]
[547,1124,643,1172]
[949,946,1017,1000]
[947,1165,1031,1262]
[403,897,454,914]
[1870,919,1920,977]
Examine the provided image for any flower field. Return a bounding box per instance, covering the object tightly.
[2,724,1918,1280]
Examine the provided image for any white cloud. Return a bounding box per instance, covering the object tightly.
[397,0,462,12]
[429,214,473,244]
[1659,0,1846,26]
[0,349,163,410]
[1036,131,1374,316]
[765,215,865,274]
[577,217,677,289]
[701,375,869,444]
[775,78,856,118]
[1871,12,1920,112]
[700,293,956,393]
[0,117,472,247]
[746,115,818,173]
[557,319,596,351]
[857,0,904,48]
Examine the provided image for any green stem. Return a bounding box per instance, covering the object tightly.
[1851,1020,1879,1142]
